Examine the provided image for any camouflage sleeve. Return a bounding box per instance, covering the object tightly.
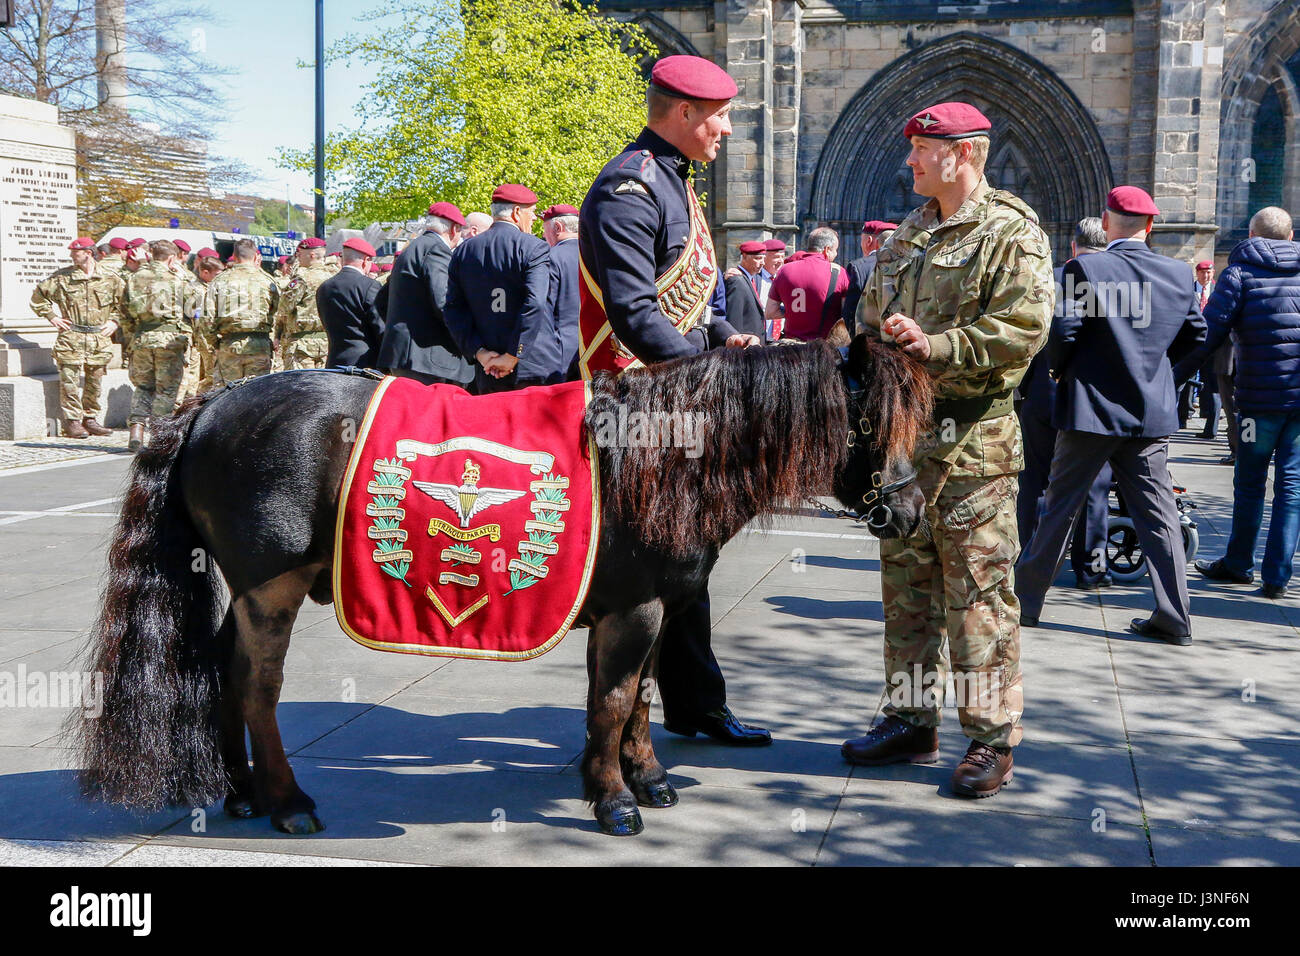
[856,261,887,340]
[274,280,296,342]
[29,276,56,321]
[923,219,1053,397]
[198,282,218,353]
[121,274,143,340]
[109,273,127,325]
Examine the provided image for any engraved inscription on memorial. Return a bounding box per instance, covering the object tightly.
[0,156,77,321]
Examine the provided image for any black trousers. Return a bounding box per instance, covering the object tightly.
[388,367,468,388]
[656,586,726,721]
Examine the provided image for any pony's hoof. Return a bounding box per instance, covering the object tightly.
[223,794,258,818]
[272,810,325,835]
[635,780,679,809]
[596,803,644,837]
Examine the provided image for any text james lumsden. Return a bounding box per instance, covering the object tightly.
[49,886,151,936]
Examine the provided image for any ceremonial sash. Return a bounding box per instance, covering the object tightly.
[577,180,718,379]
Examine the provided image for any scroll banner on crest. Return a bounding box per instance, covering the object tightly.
[334,377,600,660]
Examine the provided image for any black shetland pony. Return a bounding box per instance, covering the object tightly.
[70,335,932,837]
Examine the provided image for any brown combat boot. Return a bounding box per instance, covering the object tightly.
[841,715,940,766]
[63,418,89,439]
[128,423,145,452]
[951,741,1014,798]
[82,418,112,436]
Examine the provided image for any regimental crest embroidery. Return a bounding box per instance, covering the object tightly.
[334,378,600,661]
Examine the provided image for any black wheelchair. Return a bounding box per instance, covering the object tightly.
[1105,479,1200,583]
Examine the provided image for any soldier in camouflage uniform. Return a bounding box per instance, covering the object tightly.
[29,237,125,439]
[197,237,280,384]
[177,249,224,401]
[275,237,333,369]
[97,238,129,279]
[122,240,202,451]
[842,103,1054,798]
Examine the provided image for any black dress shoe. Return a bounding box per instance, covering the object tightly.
[1219,456,1236,465]
[663,705,772,747]
[1074,574,1113,591]
[1258,584,1288,600]
[1194,558,1252,585]
[1128,617,1192,646]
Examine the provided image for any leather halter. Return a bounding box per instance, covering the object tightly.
[833,347,918,527]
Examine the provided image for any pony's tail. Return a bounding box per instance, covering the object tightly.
[69,393,228,810]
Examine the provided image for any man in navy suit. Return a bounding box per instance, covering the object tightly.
[1017,217,1113,589]
[376,201,473,387]
[444,183,561,392]
[541,204,582,380]
[317,237,385,369]
[723,240,768,341]
[1015,186,1206,644]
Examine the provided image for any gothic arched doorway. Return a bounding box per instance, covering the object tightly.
[806,32,1113,262]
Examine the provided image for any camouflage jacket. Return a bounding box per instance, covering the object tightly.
[199,262,280,352]
[275,263,333,339]
[97,257,128,279]
[30,265,125,330]
[122,261,202,344]
[857,178,1054,481]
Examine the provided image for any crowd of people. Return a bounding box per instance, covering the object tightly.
[26,49,1300,803]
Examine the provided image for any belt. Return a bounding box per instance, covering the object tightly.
[68,323,105,334]
[933,389,1015,425]
[220,330,271,339]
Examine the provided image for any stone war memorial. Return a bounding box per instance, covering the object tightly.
[0,95,127,439]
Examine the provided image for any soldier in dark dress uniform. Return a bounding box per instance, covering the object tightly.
[541,204,582,380]
[444,183,562,391]
[578,54,769,746]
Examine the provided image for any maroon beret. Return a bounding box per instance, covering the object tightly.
[738,240,766,254]
[861,220,899,234]
[1106,185,1160,217]
[1196,260,1213,270]
[126,237,147,249]
[68,236,95,250]
[763,239,787,252]
[903,102,992,140]
[108,237,128,251]
[196,247,218,258]
[650,55,738,101]
[378,262,393,272]
[342,237,376,257]
[173,239,191,253]
[491,183,538,205]
[541,204,580,221]
[298,236,326,249]
[427,201,466,226]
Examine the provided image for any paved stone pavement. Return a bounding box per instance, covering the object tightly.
[0,420,1296,867]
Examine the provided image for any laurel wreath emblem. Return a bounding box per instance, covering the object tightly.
[504,473,568,596]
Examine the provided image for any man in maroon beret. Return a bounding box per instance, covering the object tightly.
[375,199,471,386]
[444,182,563,390]
[578,54,769,825]
[318,236,385,371]
[762,238,787,278]
[98,236,129,277]
[841,220,900,335]
[124,237,150,274]
[843,100,1055,798]
[277,236,334,370]
[722,239,769,341]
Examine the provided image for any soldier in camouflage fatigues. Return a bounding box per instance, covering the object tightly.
[197,238,280,384]
[29,237,125,438]
[275,239,333,370]
[122,240,202,449]
[843,102,1053,798]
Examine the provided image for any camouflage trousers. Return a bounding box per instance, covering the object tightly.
[56,362,107,421]
[128,337,190,424]
[879,464,1024,748]
[282,333,329,370]
[214,346,273,385]
[176,340,207,402]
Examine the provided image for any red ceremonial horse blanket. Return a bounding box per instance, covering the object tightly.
[334,377,600,660]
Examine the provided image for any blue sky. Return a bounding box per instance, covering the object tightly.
[193,3,393,204]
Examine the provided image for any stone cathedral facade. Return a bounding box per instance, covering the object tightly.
[603,0,1300,266]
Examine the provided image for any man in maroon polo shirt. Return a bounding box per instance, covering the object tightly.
[764,226,850,340]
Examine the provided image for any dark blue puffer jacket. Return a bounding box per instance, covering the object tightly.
[1177,237,1300,414]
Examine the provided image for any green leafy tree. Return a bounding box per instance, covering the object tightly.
[250,200,315,237]
[280,0,655,226]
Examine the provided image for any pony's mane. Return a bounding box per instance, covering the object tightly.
[849,334,934,468]
[584,341,846,557]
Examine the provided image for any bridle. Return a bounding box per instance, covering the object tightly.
[808,348,917,530]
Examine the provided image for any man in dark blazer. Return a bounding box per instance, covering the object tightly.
[541,204,582,380]
[376,201,473,387]
[1015,186,1206,644]
[317,237,385,369]
[444,183,560,392]
[1017,218,1113,589]
[723,240,768,341]
[840,220,896,336]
